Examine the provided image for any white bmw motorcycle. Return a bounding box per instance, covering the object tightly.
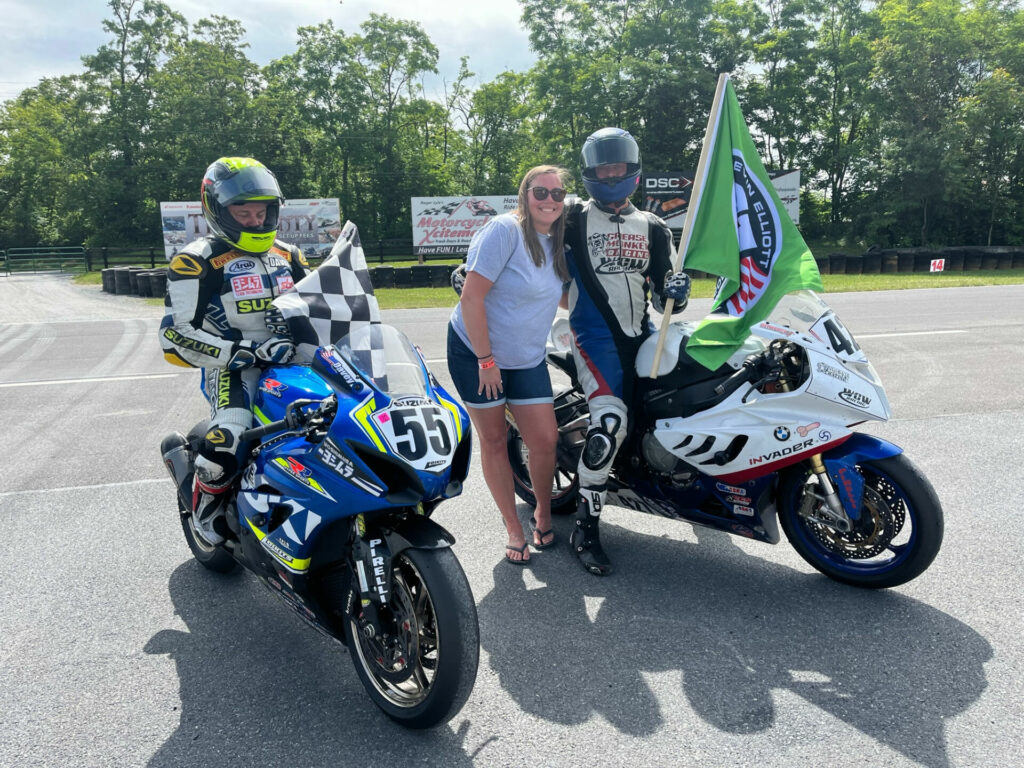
[507,291,943,588]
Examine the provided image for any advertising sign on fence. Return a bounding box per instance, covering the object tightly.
[410,196,518,256]
[160,199,341,259]
[641,172,694,229]
[641,169,801,229]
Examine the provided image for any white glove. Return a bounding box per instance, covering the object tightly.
[227,337,296,370]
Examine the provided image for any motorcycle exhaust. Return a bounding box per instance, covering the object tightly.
[160,432,194,512]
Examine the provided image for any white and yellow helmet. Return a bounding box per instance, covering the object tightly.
[201,157,284,254]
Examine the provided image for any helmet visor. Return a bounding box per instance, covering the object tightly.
[581,135,641,179]
[211,165,283,207]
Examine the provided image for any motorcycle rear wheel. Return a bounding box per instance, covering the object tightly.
[343,547,479,728]
[177,498,236,574]
[507,415,580,514]
[778,454,943,588]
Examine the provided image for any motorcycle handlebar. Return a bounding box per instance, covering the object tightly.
[713,359,757,396]
[241,398,323,442]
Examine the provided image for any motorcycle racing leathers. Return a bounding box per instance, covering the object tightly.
[564,199,676,571]
[160,236,309,498]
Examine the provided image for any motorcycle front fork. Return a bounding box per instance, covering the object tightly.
[773,379,854,533]
[800,454,854,533]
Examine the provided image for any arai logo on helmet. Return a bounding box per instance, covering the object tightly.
[722,150,782,318]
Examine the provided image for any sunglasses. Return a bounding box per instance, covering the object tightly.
[528,186,567,203]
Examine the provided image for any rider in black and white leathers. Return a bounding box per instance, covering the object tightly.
[159,157,309,544]
[565,128,691,576]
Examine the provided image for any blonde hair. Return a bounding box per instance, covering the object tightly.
[516,165,570,282]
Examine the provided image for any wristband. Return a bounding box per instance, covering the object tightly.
[479,357,497,370]
[476,353,493,360]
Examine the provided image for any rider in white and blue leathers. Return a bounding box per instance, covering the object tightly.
[564,128,692,575]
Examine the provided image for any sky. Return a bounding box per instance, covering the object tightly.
[0,0,538,102]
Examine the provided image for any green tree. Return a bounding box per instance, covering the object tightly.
[147,15,260,205]
[357,13,439,239]
[0,77,92,246]
[80,0,187,245]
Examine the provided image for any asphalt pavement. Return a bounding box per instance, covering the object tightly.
[0,274,1021,768]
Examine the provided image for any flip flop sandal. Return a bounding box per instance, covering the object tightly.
[505,543,530,565]
[530,516,556,550]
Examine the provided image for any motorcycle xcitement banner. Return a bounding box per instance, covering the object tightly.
[682,76,822,370]
[272,221,385,379]
[410,196,518,255]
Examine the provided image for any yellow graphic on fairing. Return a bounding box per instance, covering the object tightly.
[245,517,311,573]
[435,392,465,443]
[352,395,386,451]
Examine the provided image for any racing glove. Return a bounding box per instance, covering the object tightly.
[263,305,291,337]
[662,270,691,311]
[226,337,296,370]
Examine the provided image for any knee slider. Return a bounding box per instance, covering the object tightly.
[581,413,625,472]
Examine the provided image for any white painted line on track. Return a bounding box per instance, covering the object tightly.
[858,330,968,339]
[0,478,168,498]
[0,372,190,388]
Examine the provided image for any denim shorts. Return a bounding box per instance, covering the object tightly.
[446,324,553,409]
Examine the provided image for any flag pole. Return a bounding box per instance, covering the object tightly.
[648,72,730,379]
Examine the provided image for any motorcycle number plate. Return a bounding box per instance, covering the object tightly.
[370,399,456,472]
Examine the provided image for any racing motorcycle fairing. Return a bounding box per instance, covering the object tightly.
[233,323,471,580]
[606,471,782,543]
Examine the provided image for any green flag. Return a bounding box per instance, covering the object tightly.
[682,77,822,370]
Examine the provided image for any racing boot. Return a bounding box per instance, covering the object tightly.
[191,456,232,546]
[191,479,231,546]
[570,487,613,576]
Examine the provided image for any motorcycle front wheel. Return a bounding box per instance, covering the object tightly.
[343,547,479,728]
[778,453,943,588]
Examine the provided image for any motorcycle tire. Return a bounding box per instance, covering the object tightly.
[343,547,479,728]
[177,498,236,574]
[778,453,943,589]
[507,414,579,514]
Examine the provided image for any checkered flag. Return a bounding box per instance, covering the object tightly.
[272,221,386,382]
[417,201,461,216]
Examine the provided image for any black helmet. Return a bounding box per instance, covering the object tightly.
[201,157,284,254]
[580,127,642,204]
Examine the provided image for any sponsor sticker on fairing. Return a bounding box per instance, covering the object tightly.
[716,481,747,495]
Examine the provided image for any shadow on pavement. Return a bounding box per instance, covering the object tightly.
[144,561,479,766]
[477,511,990,768]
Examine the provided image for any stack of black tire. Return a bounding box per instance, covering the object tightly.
[101,267,168,298]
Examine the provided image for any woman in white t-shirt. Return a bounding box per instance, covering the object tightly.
[448,165,570,564]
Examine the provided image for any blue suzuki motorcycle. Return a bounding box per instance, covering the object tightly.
[161,324,478,728]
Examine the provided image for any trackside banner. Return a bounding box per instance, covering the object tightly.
[411,196,518,255]
[642,170,800,229]
[159,199,341,259]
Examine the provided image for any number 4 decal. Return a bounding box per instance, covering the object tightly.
[823,317,859,355]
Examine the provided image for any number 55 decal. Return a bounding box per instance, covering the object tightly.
[372,404,454,471]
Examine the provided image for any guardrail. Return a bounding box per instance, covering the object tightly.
[4,246,88,274]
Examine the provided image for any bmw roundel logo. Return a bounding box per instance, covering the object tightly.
[774,426,790,441]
